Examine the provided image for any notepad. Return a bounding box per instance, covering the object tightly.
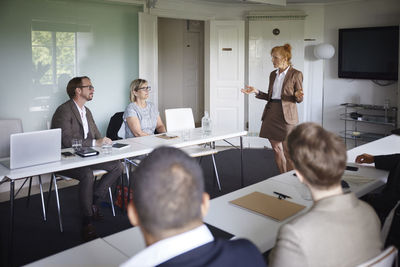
[75,147,99,157]
[230,191,306,221]
[156,133,178,139]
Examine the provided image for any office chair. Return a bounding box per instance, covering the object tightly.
[356,246,398,267]
[165,108,222,191]
[106,112,124,141]
[0,119,47,221]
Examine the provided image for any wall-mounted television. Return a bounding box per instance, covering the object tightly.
[338,26,399,81]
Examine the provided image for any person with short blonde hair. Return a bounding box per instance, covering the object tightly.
[123,78,166,138]
[269,122,382,267]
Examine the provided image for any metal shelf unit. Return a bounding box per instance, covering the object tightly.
[340,103,397,147]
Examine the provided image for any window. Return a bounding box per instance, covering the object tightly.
[32,30,76,86]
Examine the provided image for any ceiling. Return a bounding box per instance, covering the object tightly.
[193,0,347,4]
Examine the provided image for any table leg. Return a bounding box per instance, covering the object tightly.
[9,180,14,267]
[240,136,244,188]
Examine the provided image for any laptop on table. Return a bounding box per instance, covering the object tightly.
[4,128,62,169]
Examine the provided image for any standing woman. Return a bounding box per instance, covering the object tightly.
[242,44,304,173]
[123,79,166,138]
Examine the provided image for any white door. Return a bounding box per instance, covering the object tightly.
[205,20,245,132]
[248,19,305,135]
[183,31,204,124]
[139,12,158,107]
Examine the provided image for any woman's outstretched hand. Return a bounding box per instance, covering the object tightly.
[241,86,259,95]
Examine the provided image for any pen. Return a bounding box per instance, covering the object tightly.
[274,191,292,200]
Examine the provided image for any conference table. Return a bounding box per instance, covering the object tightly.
[25,161,389,266]
[0,128,247,266]
[24,134,394,266]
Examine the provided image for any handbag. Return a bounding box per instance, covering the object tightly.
[115,185,133,210]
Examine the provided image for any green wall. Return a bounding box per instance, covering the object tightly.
[0,0,142,134]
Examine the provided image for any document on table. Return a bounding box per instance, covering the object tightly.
[230,191,306,221]
[342,174,375,185]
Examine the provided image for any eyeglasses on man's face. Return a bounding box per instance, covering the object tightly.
[138,86,151,92]
[80,85,94,90]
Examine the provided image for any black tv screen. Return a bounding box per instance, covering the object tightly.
[338,26,399,80]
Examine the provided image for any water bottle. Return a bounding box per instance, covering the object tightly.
[201,111,212,135]
[384,98,390,123]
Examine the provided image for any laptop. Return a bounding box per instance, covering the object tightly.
[7,128,61,169]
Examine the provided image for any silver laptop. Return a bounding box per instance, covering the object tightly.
[9,128,61,169]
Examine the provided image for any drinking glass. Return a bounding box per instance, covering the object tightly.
[71,139,82,152]
[102,144,113,154]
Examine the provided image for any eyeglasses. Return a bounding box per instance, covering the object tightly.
[138,86,151,92]
[80,85,94,90]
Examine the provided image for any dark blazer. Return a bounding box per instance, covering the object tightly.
[51,99,101,148]
[371,154,400,248]
[158,238,266,267]
[256,67,303,125]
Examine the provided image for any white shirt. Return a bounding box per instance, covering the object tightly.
[73,100,89,139]
[271,66,290,100]
[120,225,214,267]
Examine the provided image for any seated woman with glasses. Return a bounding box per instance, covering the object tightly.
[123,79,166,138]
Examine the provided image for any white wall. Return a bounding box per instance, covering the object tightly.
[323,0,400,139]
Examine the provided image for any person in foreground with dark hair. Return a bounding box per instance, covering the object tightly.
[120,146,266,267]
[269,122,382,267]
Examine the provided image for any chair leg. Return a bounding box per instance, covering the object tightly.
[108,187,115,216]
[26,177,33,208]
[38,175,46,221]
[211,154,221,191]
[52,174,63,233]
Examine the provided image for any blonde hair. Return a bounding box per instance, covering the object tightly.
[129,79,148,102]
[271,43,292,66]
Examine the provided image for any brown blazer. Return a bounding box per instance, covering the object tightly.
[51,99,102,148]
[256,67,303,125]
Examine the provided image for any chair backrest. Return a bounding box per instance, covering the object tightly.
[356,246,398,267]
[0,119,23,158]
[106,112,124,141]
[117,123,126,139]
[165,108,195,132]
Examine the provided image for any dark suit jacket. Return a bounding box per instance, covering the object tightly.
[371,154,400,248]
[51,99,101,148]
[256,67,303,125]
[158,238,266,267]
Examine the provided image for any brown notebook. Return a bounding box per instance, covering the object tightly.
[230,191,306,221]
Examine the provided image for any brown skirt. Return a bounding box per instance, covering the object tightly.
[259,102,295,142]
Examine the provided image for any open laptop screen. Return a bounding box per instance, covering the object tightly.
[10,128,61,169]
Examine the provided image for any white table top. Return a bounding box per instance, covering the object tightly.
[23,238,128,267]
[103,227,146,258]
[347,134,400,164]
[0,142,151,182]
[204,163,388,253]
[128,128,247,149]
[0,128,247,182]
